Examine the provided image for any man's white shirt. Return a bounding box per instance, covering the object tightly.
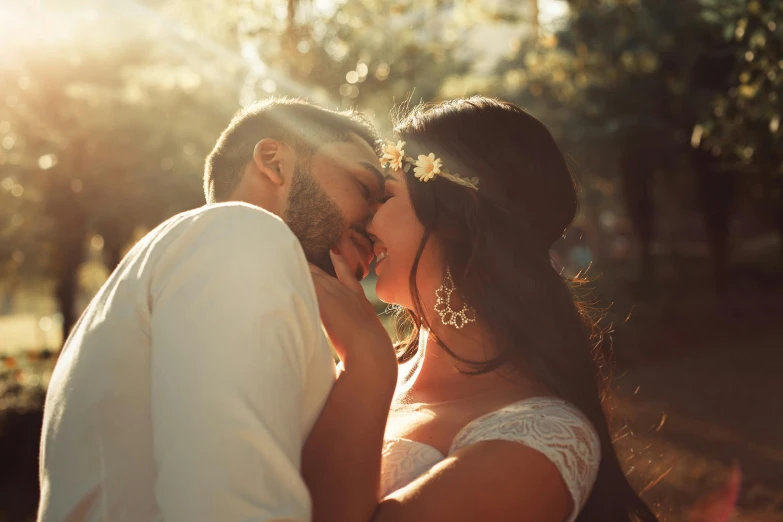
[38,203,336,522]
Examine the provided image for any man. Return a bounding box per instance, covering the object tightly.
[37,98,385,522]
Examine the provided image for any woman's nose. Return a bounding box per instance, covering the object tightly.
[365,215,378,238]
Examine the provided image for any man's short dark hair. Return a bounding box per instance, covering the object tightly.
[204,97,381,203]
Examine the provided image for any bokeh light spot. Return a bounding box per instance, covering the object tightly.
[38,154,57,170]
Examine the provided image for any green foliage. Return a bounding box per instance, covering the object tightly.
[232,0,474,126]
[483,0,781,222]
[696,0,782,213]
[0,15,238,280]
[2,0,781,325]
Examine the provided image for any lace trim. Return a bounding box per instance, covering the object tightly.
[380,438,444,498]
[449,397,601,522]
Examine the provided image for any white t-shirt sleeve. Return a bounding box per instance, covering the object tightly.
[149,205,320,522]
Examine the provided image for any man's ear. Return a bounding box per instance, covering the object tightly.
[252,138,289,186]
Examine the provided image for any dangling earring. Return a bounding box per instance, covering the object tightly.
[434,267,476,329]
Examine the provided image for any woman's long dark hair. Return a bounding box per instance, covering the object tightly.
[391,96,657,522]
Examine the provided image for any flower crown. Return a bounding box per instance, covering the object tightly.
[380,141,480,191]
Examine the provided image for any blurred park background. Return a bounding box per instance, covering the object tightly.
[1,0,782,520]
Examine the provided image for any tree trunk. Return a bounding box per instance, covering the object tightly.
[284,0,300,53]
[104,244,123,272]
[620,137,656,290]
[692,148,734,296]
[776,176,783,265]
[53,212,87,345]
[98,218,131,272]
[777,197,783,265]
[778,205,783,265]
[530,0,540,38]
[46,137,89,346]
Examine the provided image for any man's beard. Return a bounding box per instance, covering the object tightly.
[283,163,344,277]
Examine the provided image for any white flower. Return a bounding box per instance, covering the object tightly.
[413,153,441,182]
[381,140,406,171]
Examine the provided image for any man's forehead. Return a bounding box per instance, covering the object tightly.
[314,132,381,167]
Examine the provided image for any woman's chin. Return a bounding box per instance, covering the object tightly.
[374,277,401,307]
[374,286,393,305]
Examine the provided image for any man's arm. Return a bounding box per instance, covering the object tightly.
[149,205,321,521]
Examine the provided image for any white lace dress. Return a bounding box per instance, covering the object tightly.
[380,397,601,522]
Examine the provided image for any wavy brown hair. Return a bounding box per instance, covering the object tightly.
[390,96,657,522]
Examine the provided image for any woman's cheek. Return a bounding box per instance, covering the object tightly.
[375,238,402,304]
[375,232,409,305]
[374,196,422,307]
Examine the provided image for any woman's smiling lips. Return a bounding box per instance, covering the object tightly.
[373,242,388,268]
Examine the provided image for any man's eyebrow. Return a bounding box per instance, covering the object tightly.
[359,160,385,195]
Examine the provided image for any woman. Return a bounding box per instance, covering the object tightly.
[305,96,658,522]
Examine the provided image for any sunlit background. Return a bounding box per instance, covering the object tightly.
[1,0,782,520]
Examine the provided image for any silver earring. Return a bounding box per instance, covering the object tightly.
[434,268,476,329]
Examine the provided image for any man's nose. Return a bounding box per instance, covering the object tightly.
[365,216,377,239]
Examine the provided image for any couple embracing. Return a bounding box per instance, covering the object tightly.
[37,97,658,522]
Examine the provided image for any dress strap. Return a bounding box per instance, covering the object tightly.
[449,397,601,522]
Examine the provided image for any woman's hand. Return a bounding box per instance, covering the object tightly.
[309,249,397,376]
[305,249,397,522]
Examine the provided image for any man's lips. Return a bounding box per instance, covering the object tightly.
[351,233,373,279]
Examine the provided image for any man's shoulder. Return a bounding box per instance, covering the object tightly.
[147,202,314,295]
[166,202,299,249]
[191,202,291,233]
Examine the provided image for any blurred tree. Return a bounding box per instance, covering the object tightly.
[488,1,700,285]
[4,0,779,344]
[491,0,781,289]
[148,0,479,127]
[239,0,473,121]
[3,0,477,342]
[696,0,783,261]
[0,16,237,341]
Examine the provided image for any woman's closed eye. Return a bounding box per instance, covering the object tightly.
[379,178,397,203]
